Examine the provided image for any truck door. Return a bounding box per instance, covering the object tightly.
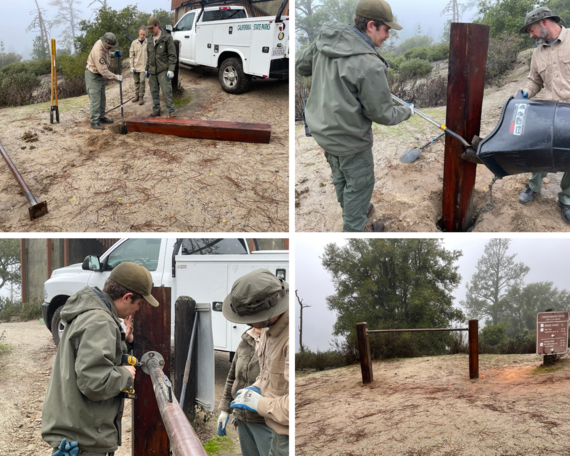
[195,23,214,66]
[248,20,274,76]
[173,12,197,64]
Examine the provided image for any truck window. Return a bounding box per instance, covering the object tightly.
[202,9,247,21]
[104,239,162,271]
[181,239,248,255]
[176,12,195,31]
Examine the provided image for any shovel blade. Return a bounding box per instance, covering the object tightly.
[400,148,422,163]
[29,201,49,220]
[117,124,128,135]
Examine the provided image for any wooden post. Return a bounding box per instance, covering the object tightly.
[172,40,181,95]
[441,23,490,232]
[63,239,69,267]
[356,322,373,384]
[20,239,27,303]
[468,319,479,379]
[46,239,53,280]
[174,296,197,423]
[133,287,172,456]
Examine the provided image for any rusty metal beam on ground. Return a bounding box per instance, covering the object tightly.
[440,23,489,232]
[469,319,479,379]
[0,141,48,220]
[133,287,172,456]
[125,117,271,144]
[357,322,373,384]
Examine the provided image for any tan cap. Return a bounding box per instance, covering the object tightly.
[355,0,402,30]
[109,262,159,307]
[520,7,563,33]
[146,17,159,30]
[100,32,118,47]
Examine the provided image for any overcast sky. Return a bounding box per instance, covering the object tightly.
[295,235,570,352]
[2,0,481,59]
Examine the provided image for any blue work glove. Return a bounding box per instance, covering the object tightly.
[217,411,229,436]
[53,438,79,456]
[167,70,174,80]
[230,386,262,413]
[145,70,150,78]
[408,102,415,116]
[131,67,136,74]
[113,50,122,58]
[522,90,529,99]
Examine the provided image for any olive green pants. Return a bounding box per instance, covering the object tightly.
[528,172,570,205]
[325,149,375,232]
[269,430,289,456]
[132,72,146,97]
[85,69,106,125]
[149,71,174,114]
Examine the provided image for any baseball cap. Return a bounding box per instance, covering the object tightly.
[109,262,159,307]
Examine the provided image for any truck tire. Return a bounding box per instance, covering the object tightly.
[219,58,251,94]
[51,306,65,347]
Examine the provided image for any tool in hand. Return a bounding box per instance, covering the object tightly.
[400,132,445,163]
[104,96,134,115]
[119,354,142,399]
[50,39,59,124]
[116,52,128,135]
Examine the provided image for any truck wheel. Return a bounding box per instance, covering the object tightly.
[51,306,66,346]
[219,58,251,94]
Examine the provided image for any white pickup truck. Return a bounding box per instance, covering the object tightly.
[168,4,289,93]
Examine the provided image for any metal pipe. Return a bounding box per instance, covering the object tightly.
[369,328,468,333]
[0,141,48,220]
[179,313,198,407]
[146,356,208,456]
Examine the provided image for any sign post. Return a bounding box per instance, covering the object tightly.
[536,311,569,356]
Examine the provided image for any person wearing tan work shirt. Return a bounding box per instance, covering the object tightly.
[129,25,148,105]
[85,32,123,130]
[223,269,289,456]
[517,7,570,223]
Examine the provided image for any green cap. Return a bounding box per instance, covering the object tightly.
[147,17,159,30]
[520,7,563,34]
[355,0,402,30]
[100,32,118,47]
[109,262,159,307]
[222,269,289,324]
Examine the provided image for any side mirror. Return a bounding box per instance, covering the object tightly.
[82,255,102,271]
[212,301,223,312]
[166,24,173,32]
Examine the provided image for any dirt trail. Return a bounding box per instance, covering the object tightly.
[295,63,570,232]
[295,354,570,455]
[0,66,288,232]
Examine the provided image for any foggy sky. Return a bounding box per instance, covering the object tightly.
[295,236,570,352]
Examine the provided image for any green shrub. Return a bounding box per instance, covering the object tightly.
[20,296,43,321]
[486,31,525,85]
[428,43,450,62]
[0,296,43,322]
[385,54,406,71]
[0,298,22,321]
[404,46,430,61]
[0,72,41,107]
[295,349,349,371]
[398,58,433,79]
[480,323,508,346]
[1,59,51,76]
[59,54,89,81]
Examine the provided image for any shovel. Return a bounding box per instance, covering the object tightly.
[116,54,128,135]
[400,132,445,163]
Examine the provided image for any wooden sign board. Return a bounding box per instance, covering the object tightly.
[536,311,569,356]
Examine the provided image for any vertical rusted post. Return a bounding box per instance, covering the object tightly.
[357,322,373,384]
[63,239,69,267]
[469,319,479,379]
[20,239,27,303]
[46,239,53,280]
[174,296,197,422]
[133,287,172,456]
[441,23,490,232]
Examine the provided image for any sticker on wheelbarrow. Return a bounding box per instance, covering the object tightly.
[510,102,528,136]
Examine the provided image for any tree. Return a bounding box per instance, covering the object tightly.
[295,290,311,353]
[26,0,53,56]
[132,9,175,40]
[31,35,49,60]
[322,239,464,338]
[0,239,20,292]
[50,0,82,54]
[0,41,23,69]
[476,0,540,38]
[461,239,529,326]
[480,323,508,346]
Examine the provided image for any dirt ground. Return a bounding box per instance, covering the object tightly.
[0,321,243,456]
[295,354,570,456]
[295,63,570,232]
[0,65,288,232]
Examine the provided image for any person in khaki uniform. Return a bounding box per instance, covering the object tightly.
[145,17,177,118]
[517,7,570,223]
[85,32,123,130]
[223,269,289,456]
[129,25,148,105]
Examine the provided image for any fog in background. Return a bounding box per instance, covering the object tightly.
[295,236,570,352]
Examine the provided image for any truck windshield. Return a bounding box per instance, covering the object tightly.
[181,238,247,255]
[202,9,247,21]
[104,239,162,271]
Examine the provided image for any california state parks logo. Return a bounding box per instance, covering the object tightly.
[278,32,284,40]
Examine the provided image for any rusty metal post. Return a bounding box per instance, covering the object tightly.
[20,239,27,303]
[469,319,479,379]
[144,355,208,456]
[440,23,490,232]
[357,322,373,384]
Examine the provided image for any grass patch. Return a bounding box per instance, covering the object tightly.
[173,95,192,107]
[203,436,233,455]
[531,358,569,375]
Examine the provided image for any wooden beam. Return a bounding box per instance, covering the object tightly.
[469,319,479,379]
[133,286,172,456]
[356,322,373,384]
[441,23,490,232]
[125,117,271,144]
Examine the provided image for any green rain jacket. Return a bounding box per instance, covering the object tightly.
[296,22,411,156]
[41,286,133,454]
[146,30,177,75]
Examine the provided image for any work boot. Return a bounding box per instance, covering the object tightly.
[169,114,177,119]
[133,95,140,103]
[364,220,385,232]
[519,185,538,205]
[149,111,161,117]
[138,96,144,105]
[367,203,374,218]
[99,117,114,124]
[91,123,104,130]
[559,201,570,224]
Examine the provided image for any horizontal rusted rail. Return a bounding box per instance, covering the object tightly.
[369,328,467,333]
[146,356,207,456]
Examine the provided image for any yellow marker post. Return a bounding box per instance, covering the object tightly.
[50,39,59,124]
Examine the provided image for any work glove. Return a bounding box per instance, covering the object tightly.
[167,70,175,80]
[113,50,122,58]
[131,67,136,74]
[408,103,415,116]
[217,411,230,436]
[230,386,262,413]
[145,71,150,78]
[116,75,123,82]
[53,438,79,456]
[522,90,529,99]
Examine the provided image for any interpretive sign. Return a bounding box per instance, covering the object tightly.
[536,311,569,356]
